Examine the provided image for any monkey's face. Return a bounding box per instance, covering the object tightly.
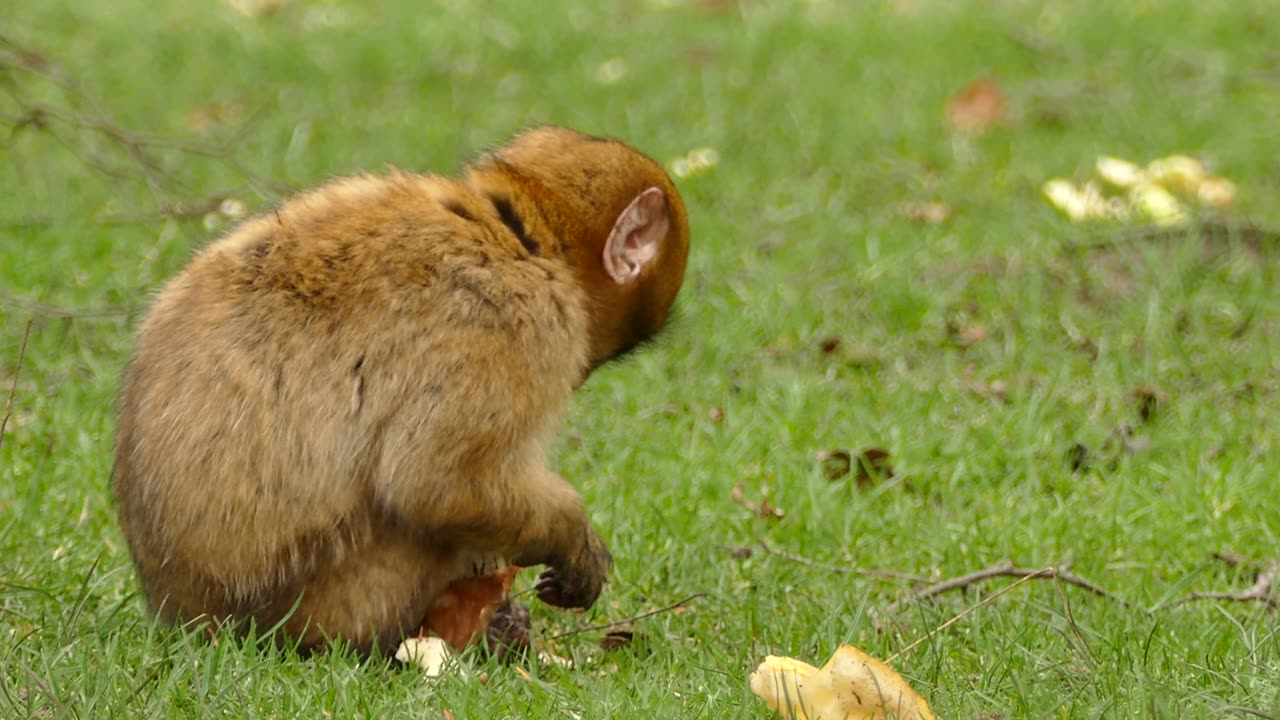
[486,127,691,369]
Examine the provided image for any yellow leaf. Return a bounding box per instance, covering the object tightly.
[749,644,936,720]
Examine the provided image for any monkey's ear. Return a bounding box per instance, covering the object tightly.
[603,187,669,284]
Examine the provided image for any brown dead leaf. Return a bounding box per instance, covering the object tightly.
[757,499,784,519]
[1066,442,1092,473]
[815,337,881,368]
[758,232,787,253]
[599,630,635,652]
[684,45,719,66]
[185,101,246,134]
[855,448,894,489]
[731,483,785,520]
[816,449,853,481]
[946,77,1008,134]
[223,0,281,17]
[1130,386,1167,424]
[969,378,1010,402]
[954,324,988,345]
[1212,551,1247,568]
[897,201,952,225]
[1106,424,1150,459]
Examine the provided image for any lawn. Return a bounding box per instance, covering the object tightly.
[2,0,1279,717]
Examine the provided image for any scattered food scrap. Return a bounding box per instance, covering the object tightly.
[420,564,522,651]
[1043,154,1235,226]
[750,644,935,720]
[395,636,453,677]
[397,563,524,677]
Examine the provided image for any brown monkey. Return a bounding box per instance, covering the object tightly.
[112,126,690,656]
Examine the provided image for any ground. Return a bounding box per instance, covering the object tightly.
[1,0,1278,717]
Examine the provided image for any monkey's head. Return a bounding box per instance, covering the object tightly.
[468,126,691,370]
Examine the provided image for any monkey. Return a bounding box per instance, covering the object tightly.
[111,126,690,657]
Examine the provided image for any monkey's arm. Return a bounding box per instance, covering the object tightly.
[376,435,611,609]
[366,285,610,609]
[508,467,613,609]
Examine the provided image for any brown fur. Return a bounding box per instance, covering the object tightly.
[112,127,690,655]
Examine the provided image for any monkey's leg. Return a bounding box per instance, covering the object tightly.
[279,529,457,657]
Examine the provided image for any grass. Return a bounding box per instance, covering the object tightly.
[3,0,1279,716]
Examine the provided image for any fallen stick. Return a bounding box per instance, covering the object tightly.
[1157,561,1277,611]
[884,559,1136,615]
[547,593,706,640]
[0,320,32,451]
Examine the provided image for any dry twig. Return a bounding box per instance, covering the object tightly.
[884,559,1136,615]
[547,593,705,640]
[1157,561,1278,611]
[886,569,1048,663]
[0,321,32,451]
[1,295,134,320]
[1,31,286,211]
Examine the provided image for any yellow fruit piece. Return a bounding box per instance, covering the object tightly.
[1095,156,1146,189]
[1043,180,1125,222]
[395,637,453,678]
[749,644,935,720]
[1146,155,1206,195]
[1197,176,1236,208]
[1130,183,1188,226]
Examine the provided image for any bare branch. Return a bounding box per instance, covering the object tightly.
[884,559,1137,615]
[886,570,1049,664]
[547,593,706,640]
[1,295,133,320]
[1156,562,1278,611]
[1,30,287,215]
[1,320,32,451]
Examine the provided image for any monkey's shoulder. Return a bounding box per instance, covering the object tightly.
[163,172,587,352]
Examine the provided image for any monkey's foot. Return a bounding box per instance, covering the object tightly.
[484,598,531,660]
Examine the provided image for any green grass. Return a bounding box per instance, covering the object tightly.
[3,0,1280,716]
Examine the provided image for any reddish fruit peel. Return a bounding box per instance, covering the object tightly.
[420,565,522,650]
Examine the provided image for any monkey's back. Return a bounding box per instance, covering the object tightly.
[113,171,591,628]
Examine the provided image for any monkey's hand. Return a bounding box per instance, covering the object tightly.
[535,528,612,609]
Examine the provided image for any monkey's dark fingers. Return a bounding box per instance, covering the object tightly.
[535,568,566,606]
[536,568,590,608]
